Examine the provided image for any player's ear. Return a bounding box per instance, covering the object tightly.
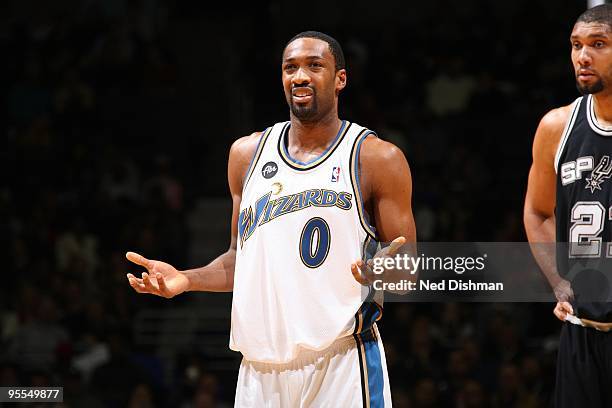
[336,69,347,94]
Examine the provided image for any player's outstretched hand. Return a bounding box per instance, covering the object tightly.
[125,252,189,298]
[553,301,574,321]
[351,236,406,285]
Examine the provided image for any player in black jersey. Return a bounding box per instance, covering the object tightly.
[525,5,612,408]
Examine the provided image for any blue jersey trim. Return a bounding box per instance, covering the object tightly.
[354,328,385,407]
[363,330,384,408]
[278,120,350,170]
[349,129,378,239]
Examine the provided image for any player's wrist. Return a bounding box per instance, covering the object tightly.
[178,271,192,293]
[548,274,565,289]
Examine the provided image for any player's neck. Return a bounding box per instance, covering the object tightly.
[592,93,612,126]
[288,113,342,151]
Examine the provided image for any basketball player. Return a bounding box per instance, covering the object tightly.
[524,5,612,407]
[126,31,416,407]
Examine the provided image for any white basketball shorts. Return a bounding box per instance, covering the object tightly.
[234,324,392,407]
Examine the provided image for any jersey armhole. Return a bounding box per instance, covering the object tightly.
[554,98,582,174]
[242,127,273,191]
[349,130,378,240]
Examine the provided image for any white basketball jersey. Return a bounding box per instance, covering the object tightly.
[230,120,383,364]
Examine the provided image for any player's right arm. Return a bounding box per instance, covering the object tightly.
[524,104,574,317]
[126,132,262,297]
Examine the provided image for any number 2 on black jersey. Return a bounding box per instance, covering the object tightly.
[569,201,612,257]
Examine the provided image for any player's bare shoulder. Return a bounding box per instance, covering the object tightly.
[534,102,578,160]
[359,136,409,172]
[228,131,264,191]
[358,136,412,196]
[230,132,263,167]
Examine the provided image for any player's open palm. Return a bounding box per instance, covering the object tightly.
[351,236,407,285]
[125,252,189,298]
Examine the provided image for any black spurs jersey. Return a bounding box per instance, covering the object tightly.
[556,95,612,322]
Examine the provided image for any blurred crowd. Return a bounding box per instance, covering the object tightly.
[2,0,587,406]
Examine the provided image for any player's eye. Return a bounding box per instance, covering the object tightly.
[572,42,582,50]
[310,62,323,68]
[284,64,297,71]
[594,40,605,48]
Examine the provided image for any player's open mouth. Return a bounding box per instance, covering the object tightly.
[292,88,314,102]
[293,95,313,103]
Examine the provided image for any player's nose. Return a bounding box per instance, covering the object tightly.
[577,47,593,65]
[291,67,311,85]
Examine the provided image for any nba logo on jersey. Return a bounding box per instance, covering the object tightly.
[331,166,341,182]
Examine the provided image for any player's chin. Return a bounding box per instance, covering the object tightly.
[576,78,605,95]
[290,105,317,121]
[291,100,314,111]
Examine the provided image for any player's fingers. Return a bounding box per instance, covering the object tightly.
[553,303,563,320]
[351,263,368,285]
[155,273,171,297]
[553,309,564,321]
[359,259,377,282]
[351,263,364,284]
[126,252,152,270]
[553,302,570,321]
[386,236,407,256]
[127,275,146,293]
[142,272,159,294]
[131,281,147,293]
[559,301,574,315]
[126,273,144,285]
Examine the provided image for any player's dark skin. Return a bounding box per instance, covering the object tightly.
[126,37,416,296]
[524,21,612,321]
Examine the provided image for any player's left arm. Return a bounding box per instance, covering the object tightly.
[351,136,417,288]
[361,137,416,243]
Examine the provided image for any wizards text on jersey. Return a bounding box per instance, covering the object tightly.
[238,189,353,247]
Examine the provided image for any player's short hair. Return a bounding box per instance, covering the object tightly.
[576,4,612,29]
[285,31,346,71]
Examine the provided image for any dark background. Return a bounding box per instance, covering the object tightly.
[1,0,589,406]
